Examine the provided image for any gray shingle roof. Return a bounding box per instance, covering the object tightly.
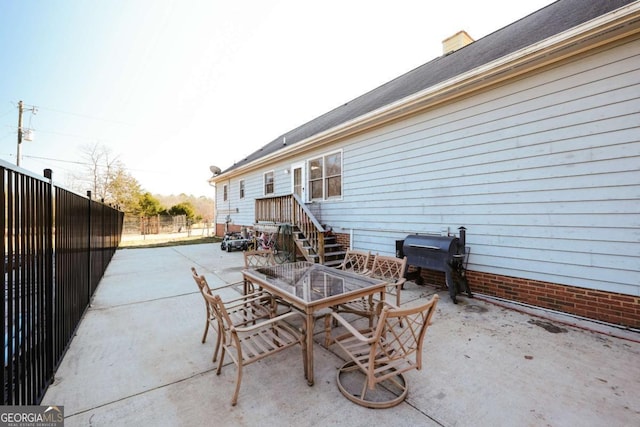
[223,0,635,173]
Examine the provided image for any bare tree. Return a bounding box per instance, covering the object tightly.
[70,143,114,198]
[70,142,142,211]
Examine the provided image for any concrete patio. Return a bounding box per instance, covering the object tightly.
[42,243,640,426]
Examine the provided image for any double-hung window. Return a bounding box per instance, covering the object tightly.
[223,184,228,202]
[309,151,342,201]
[264,171,274,195]
[239,180,245,199]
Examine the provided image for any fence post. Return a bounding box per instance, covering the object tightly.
[86,191,92,305]
[43,169,55,389]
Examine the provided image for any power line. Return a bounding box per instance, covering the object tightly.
[0,108,14,119]
[14,154,167,175]
[33,128,99,141]
[36,106,133,126]
[1,153,114,171]
[0,130,15,141]
[21,154,88,166]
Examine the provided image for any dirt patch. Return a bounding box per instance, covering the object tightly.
[464,304,488,313]
[528,319,568,333]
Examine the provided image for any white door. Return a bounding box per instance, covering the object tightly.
[291,162,306,202]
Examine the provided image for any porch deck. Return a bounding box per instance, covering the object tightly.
[42,243,640,426]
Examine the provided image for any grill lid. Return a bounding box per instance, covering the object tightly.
[403,234,459,253]
[402,234,463,271]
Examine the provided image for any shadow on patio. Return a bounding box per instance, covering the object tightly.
[42,243,640,426]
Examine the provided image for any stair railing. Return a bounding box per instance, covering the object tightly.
[255,194,325,263]
[291,193,325,264]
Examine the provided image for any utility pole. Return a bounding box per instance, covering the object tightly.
[17,100,23,166]
[16,100,36,166]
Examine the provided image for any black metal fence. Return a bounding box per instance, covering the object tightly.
[1,162,123,405]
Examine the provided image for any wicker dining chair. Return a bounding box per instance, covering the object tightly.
[327,294,439,408]
[204,291,308,406]
[191,267,273,363]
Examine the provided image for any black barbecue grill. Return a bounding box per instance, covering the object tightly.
[397,226,472,303]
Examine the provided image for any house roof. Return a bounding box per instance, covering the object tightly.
[221,0,637,174]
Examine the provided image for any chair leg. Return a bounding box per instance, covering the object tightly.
[201,320,209,343]
[216,348,225,375]
[336,361,408,409]
[395,286,403,327]
[212,332,221,363]
[324,314,332,348]
[231,360,243,406]
[301,339,309,381]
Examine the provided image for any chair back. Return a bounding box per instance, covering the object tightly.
[191,267,211,295]
[340,250,371,273]
[370,294,439,384]
[368,255,407,283]
[244,249,276,268]
[201,292,232,340]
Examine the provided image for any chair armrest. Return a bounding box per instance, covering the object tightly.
[223,291,273,310]
[378,300,400,311]
[329,312,376,344]
[394,278,406,287]
[233,311,306,334]
[211,279,263,299]
[210,280,246,294]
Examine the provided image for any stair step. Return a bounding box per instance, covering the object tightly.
[323,259,343,268]
[290,223,346,266]
[324,250,346,257]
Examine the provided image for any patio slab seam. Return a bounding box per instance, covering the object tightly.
[89,291,201,311]
[63,367,216,420]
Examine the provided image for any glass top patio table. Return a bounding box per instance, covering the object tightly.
[243,261,385,306]
[242,261,387,386]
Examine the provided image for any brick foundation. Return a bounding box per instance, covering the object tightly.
[334,232,350,249]
[412,268,639,329]
[215,223,247,236]
[468,271,640,329]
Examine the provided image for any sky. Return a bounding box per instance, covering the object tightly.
[0,0,553,197]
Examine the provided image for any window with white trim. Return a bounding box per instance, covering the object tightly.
[309,151,342,201]
[223,184,228,202]
[264,171,274,195]
[239,180,245,199]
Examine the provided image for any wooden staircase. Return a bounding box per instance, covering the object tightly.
[255,194,345,266]
[292,226,345,267]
